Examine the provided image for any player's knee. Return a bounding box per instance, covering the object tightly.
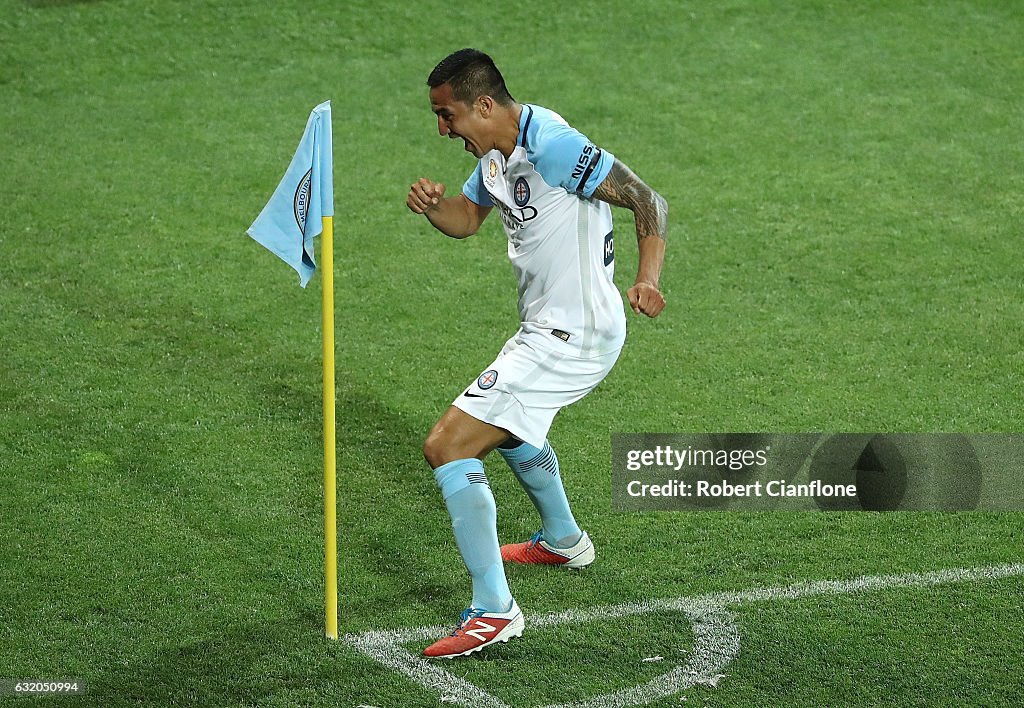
[422,430,450,469]
[423,427,480,469]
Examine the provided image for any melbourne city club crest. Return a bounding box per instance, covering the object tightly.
[513,177,531,207]
[477,369,498,389]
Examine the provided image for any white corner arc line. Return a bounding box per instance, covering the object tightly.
[345,625,513,708]
[540,603,740,708]
[343,563,1024,708]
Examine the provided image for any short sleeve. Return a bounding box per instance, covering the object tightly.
[462,163,494,206]
[530,119,614,198]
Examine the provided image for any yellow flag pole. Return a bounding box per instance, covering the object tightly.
[321,215,338,640]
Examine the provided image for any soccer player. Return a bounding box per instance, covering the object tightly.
[406,48,667,659]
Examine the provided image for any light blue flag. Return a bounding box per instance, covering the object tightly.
[247,101,334,287]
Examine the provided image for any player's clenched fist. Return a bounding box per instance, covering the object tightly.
[627,281,666,318]
[407,178,446,214]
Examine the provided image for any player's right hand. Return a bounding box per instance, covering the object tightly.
[407,178,446,214]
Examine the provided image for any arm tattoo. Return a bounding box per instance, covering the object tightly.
[592,159,668,242]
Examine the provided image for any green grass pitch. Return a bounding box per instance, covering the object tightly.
[2,1,1022,706]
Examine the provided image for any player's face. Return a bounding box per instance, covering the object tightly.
[430,83,489,158]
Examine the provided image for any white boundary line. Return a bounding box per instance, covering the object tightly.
[343,563,1024,707]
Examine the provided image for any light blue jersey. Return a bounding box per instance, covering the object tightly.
[463,105,625,358]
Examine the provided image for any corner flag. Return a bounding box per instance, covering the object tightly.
[246,101,339,641]
[247,100,334,287]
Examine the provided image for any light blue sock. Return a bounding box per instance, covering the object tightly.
[497,440,582,548]
[433,458,512,613]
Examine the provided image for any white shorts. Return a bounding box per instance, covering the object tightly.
[452,329,622,449]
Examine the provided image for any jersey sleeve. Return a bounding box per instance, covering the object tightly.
[462,163,494,206]
[531,119,615,198]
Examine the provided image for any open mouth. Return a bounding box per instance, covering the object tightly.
[450,133,473,153]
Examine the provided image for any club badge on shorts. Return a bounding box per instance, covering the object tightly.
[477,369,498,390]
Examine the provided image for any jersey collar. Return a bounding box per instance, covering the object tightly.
[517,104,534,150]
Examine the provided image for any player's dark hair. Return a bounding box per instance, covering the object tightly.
[427,48,515,106]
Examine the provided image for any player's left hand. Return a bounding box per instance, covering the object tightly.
[627,281,665,318]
